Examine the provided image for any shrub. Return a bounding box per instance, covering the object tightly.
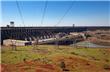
[104,64,110,70]
[70,52,78,55]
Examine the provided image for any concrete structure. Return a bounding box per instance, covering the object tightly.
[1,26,110,45]
[3,39,32,46]
[10,21,15,27]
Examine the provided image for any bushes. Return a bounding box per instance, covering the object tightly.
[103,64,110,70]
[70,52,78,55]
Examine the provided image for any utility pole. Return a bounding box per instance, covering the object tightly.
[11,33,17,51]
[54,33,59,49]
[10,21,17,51]
[33,37,39,50]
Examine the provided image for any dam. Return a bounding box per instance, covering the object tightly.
[1,26,110,45]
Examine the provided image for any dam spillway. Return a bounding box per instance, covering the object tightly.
[1,26,110,45]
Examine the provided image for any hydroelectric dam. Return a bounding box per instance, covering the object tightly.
[1,26,110,45]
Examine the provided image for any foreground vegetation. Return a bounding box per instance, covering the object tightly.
[1,45,110,72]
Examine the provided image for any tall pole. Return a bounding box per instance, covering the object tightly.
[10,21,17,51]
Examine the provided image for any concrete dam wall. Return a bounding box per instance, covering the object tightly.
[1,26,110,45]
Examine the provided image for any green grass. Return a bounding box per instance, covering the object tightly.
[1,45,110,65]
[1,46,48,64]
[69,47,110,64]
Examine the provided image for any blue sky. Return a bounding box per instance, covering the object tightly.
[1,1,110,27]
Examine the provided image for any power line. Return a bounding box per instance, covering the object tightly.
[41,1,48,26]
[16,0,27,44]
[16,0,25,27]
[54,2,74,26]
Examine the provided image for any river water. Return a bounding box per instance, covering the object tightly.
[73,41,110,48]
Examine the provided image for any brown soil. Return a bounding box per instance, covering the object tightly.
[49,55,109,72]
[88,37,110,46]
[1,55,110,72]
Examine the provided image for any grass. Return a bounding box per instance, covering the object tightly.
[69,47,110,64]
[1,45,110,72]
[1,46,48,64]
[1,45,110,64]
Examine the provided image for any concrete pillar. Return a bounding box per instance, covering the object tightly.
[29,37,32,41]
[33,37,36,41]
[49,35,52,38]
[25,38,28,41]
[46,35,49,39]
[48,35,51,38]
[44,35,46,39]
[40,36,43,40]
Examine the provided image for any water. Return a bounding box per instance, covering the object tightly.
[73,41,110,48]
